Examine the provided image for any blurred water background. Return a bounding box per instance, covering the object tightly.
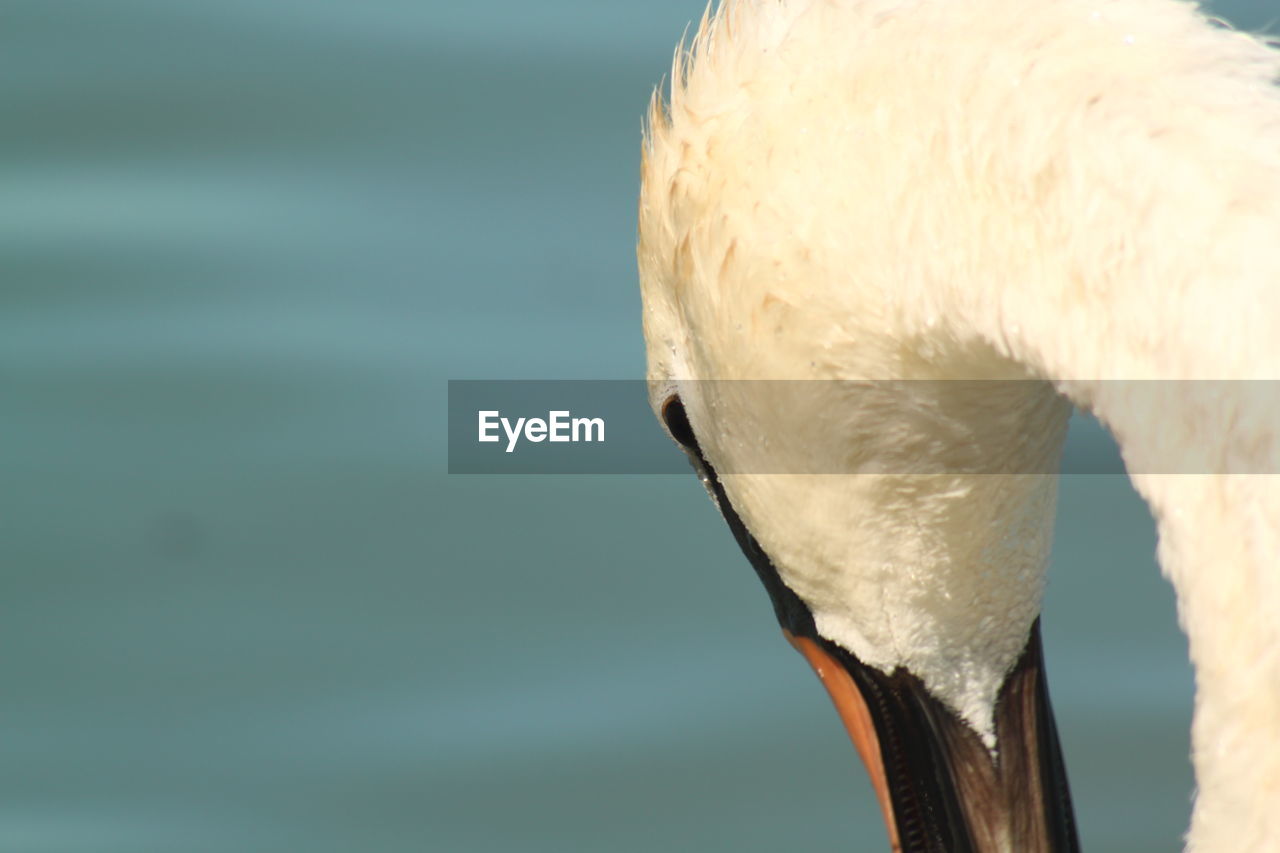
[5,1,1274,850]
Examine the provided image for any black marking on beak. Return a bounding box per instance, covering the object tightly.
[820,622,1080,852]
[661,395,816,637]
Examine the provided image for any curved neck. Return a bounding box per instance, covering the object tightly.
[892,71,1280,841]
[959,272,1280,853]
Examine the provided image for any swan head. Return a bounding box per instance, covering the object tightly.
[638,2,1082,849]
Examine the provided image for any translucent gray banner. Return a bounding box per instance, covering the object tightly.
[447,380,1278,475]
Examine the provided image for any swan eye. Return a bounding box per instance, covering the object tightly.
[661,394,718,499]
[661,396,701,454]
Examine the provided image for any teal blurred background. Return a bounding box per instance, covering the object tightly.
[5,1,1273,850]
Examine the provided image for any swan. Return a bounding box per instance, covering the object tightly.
[636,1,1280,850]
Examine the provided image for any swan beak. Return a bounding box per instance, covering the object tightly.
[657,398,1079,850]
[784,623,1079,853]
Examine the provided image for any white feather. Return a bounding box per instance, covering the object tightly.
[639,1,1280,849]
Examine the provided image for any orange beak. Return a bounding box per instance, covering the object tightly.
[785,630,903,850]
[783,623,1079,853]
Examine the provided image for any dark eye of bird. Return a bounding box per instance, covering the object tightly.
[661,396,701,454]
